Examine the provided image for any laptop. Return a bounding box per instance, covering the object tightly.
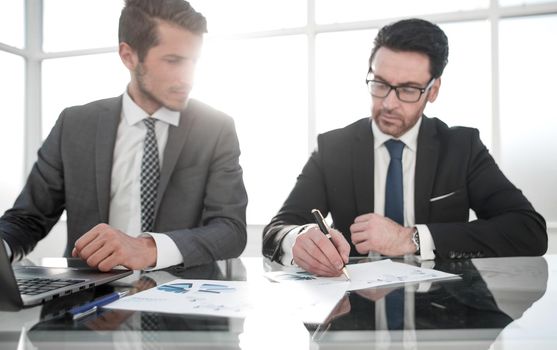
[0,244,132,311]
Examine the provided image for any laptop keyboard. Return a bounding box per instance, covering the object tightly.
[16,277,86,295]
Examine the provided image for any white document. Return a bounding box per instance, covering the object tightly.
[261,281,349,324]
[106,279,254,319]
[265,259,459,291]
[344,259,459,291]
[105,278,348,324]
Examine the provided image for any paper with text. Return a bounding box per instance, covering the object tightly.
[265,259,459,291]
[105,278,347,324]
[106,279,254,318]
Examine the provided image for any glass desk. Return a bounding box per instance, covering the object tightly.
[0,255,555,349]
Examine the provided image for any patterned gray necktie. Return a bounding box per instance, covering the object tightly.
[141,118,159,232]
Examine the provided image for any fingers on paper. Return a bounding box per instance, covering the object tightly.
[293,228,345,276]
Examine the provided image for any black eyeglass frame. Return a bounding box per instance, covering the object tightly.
[365,72,436,103]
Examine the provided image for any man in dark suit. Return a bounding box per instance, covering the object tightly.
[0,0,247,271]
[263,18,546,276]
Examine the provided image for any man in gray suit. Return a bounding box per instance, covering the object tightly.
[0,0,247,271]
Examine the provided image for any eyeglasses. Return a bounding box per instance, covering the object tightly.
[366,75,436,103]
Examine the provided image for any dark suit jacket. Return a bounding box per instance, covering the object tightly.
[263,116,547,261]
[0,96,248,267]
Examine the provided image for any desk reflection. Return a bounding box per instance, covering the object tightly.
[311,257,548,349]
[8,256,551,350]
[27,260,247,349]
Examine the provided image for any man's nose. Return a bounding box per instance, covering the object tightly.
[381,88,399,108]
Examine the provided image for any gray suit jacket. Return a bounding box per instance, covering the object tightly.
[0,96,248,267]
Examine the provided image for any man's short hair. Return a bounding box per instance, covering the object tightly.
[119,0,207,62]
[369,18,449,79]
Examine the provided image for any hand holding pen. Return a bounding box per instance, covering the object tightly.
[311,209,351,280]
[290,209,351,277]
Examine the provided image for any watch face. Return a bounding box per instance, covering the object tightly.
[412,230,420,254]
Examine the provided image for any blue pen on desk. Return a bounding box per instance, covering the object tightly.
[69,290,129,320]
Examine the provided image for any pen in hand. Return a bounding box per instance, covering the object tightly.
[69,290,129,320]
[311,209,351,280]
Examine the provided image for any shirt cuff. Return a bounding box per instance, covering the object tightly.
[415,224,436,260]
[279,224,315,266]
[280,228,300,266]
[140,232,183,270]
[3,240,12,260]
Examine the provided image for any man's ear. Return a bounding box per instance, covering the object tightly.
[119,42,138,70]
[427,77,442,103]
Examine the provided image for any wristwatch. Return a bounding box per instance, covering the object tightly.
[411,227,421,255]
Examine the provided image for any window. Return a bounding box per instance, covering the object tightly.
[315,29,375,134]
[189,0,306,34]
[7,0,557,228]
[499,14,557,223]
[500,0,556,5]
[43,0,121,52]
[0,52,24,212]
[193,36,308,222]
[427,21,492,146]
[315,0,488,24]
[0,1,23,48]
[42,53,128,138]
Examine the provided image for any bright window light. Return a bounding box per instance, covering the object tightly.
[315,29,376,134]
[43,0,121,52]
[42,53,129,138]
[0,2,23,48]
[5,0,557,229]
[0,52,24,212]
[426,21,492,147]
[193,35,308,224]
[189,0,306,34]
[316,0,488,24]
[499,14,557,223]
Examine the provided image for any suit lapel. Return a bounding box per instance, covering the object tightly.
[95,97,122,223]
[154,105,194,219]
[353,118,375,215]
[414,116,439,224]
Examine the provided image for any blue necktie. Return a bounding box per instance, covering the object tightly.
[383,140,406,330]
[384,139,405,225]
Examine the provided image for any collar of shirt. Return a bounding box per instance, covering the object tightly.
[371,116,422,151]
[122,90,181,127]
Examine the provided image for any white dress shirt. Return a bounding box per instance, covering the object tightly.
[281,117,435,265]
[371,117,435,260]
[110,91,184,270]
